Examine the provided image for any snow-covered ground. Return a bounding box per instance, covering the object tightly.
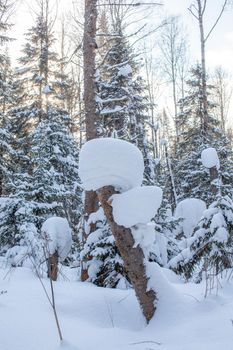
[1,265,233,350]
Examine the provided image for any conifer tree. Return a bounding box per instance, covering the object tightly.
[30,106,80,230]
[170,195,233,282]
[17,0,57,110]
[174,65,233,205]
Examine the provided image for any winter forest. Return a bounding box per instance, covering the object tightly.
[0,0,233,349]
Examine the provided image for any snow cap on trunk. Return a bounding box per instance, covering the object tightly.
[175,198,206,237]
[41,217,72,261]
[79,138,144,192]
[201,147,220,169]
[111,186,163,228]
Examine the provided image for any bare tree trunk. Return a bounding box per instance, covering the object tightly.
[189,0,228,137]
[197,0,208,136]
[81,0,99,281]
[209,166,219,196]
[48,251,58,281]
[83,0,99,141]
[98,186,157,323]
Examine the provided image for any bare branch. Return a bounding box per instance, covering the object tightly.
[204,0,228,42]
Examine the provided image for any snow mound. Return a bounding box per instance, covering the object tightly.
[79,138,144,192]
[201,147,220,169]
[175,198,206,237]
[41,217,72,261]
[111,186,163,227]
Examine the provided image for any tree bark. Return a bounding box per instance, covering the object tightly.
[82,0,99,281]
[197,0,208,136]
[98,186,157,323]
[48,251,58,281]
[83,0,99,141]
[209,166,219,195]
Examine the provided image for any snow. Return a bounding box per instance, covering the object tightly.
[43,85,53,94]
[132,222,157,256]
[41,217,72,261]
[111,186,163,227]
[1,266,233,350]
[79,138,144,192]
[201,147,220,169]
[117,64,132,77]
[175,198,206,237]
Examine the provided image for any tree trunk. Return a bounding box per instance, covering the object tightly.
[98,186,157,322]
[209,166,219,195]
[197,0,208,136]
[48,251,58,281]
[83,0,99,141]
[82,0,99,281]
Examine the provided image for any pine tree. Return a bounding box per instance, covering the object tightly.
[174,65,233,205]
[16,2,57,110]
[30,106,80,230]
[170,195,233,282]
[81,207,129,288]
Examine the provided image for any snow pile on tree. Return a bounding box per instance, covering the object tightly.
[79,138,144,192]
[41,217,72,261]
[175,198,206,237]
[79,138,164,270]
[201,147,220,169]
[111,186,163,228]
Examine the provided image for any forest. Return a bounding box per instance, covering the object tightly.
[0,0,233,349]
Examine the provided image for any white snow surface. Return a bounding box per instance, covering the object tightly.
[79,138,144,192]
[117,64,132,77]
[41,217,72,261]
[175,198,206,237]
[111,186,163,227]
[1,266,233,350]
[201,147,220,169]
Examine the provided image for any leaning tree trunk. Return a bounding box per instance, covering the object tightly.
[81,0,99,281]
[98,186,157,322]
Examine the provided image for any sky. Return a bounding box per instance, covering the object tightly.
[8,0,233,126]
[10,0,233,71]
[163,0,233,73]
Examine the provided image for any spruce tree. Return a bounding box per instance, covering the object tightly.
[30,106,80,230]
[174,65,233,205]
